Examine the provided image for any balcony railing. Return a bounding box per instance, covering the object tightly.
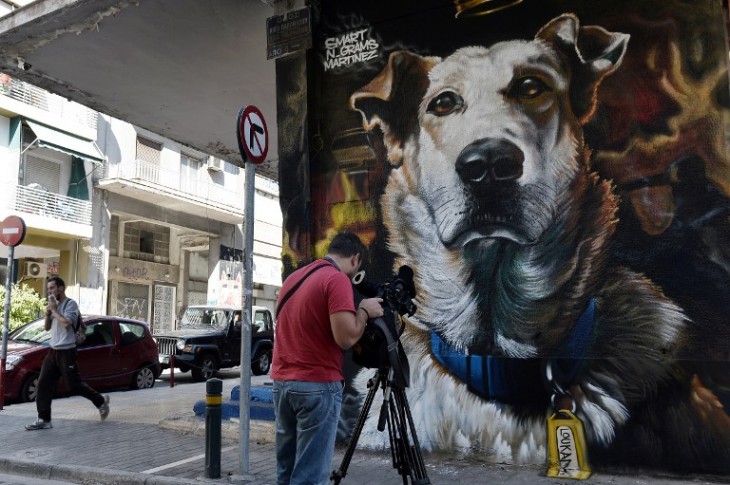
[15,184,92,226]
[0,73,98,131]
[104,160,241,209]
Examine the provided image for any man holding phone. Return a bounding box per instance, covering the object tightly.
[25,276,110,430]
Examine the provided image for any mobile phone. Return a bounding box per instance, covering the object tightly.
[48,294,57,305]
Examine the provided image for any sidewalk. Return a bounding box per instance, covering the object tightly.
[0,373,726,485]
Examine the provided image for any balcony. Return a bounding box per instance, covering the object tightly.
[8,183,93,238]
[0,73,97,133]
[99,160,244,223]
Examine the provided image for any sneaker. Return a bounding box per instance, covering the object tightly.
[98,395,110,421]
[25,418,52,430]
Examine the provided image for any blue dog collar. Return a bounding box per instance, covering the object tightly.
[430,298,596,404]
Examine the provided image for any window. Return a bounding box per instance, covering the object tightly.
[253,309,273,335]
[180,153,203,194]
[80,321,115,347]
[136,137,161,163]
[23,155,61,192]
[119,322,146,346]
[140,230,154,254]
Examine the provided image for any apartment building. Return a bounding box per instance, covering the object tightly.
[1,73,282,332]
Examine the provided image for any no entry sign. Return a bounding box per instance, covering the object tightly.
[237,105,269,165]
[0,215,26,247]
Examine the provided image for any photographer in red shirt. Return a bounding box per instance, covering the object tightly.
[271,232,383,484]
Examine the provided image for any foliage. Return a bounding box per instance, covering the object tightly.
[0,284,46,332]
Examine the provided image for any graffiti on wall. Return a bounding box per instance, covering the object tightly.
[279,0,730,474]
[112,297,147,321]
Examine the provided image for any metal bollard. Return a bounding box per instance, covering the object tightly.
[205,378,223,479]
[169,354,175,388]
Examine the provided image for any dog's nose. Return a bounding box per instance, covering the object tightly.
[456,138,524,185]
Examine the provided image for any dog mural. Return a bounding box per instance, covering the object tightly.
[346,13,730,470]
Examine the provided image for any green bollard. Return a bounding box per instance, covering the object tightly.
[205,378,223,479]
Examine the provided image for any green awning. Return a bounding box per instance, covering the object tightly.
[25,120,104,164]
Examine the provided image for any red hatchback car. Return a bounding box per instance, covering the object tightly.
[4,315,161,402]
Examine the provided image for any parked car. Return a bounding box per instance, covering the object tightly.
[155,305,274,381]
[4,315,161,403]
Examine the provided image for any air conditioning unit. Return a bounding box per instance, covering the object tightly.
[207,157,223,172]
[26,262,47,278]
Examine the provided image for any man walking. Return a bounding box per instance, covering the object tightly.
[26,276,110,430]
[271,232,384,484]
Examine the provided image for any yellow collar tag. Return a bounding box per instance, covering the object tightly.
[546,409,592,480]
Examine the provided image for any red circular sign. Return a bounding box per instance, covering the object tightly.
[0,215,26,247]
[236,105,269,165]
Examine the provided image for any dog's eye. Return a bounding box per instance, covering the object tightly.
[509,77,550,99]
[426,91,464,116]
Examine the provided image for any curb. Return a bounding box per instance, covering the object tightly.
[159,416,275,444]
[0,457,232,485]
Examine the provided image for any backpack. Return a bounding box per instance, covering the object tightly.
[73,311,87,345]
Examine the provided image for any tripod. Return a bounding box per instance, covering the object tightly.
[331,368,430,484]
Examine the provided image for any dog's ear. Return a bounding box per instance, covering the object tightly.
[537,13,630,124]
[350,51,439,166]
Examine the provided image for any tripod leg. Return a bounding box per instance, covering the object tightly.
[331,370,382,484]
[393,388,431,484]
[386,396,410,485]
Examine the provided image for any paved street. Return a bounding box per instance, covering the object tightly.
[0,369,728,484]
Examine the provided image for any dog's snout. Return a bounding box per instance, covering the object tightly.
[456,139,524,185]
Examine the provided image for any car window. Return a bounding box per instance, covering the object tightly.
[180,308,229,331]
[80,321,115,347]
[118,322,146,346]
[10,318,49,343]
[253,310,273,335]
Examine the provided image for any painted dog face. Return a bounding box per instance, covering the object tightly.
[351,14,629,249]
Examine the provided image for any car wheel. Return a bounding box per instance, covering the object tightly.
[132,366,156,390]
[252,349,271,376]
[21,373,39,402]
[192,354,218,381]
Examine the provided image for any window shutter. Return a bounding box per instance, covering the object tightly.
[136,137,161,163]
[24,155,60,192]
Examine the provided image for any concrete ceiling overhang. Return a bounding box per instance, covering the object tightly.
[0,0,279,181]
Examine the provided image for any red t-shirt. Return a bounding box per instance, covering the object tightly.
[271,260,356,382]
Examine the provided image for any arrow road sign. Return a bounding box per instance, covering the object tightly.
[237,105,269,165]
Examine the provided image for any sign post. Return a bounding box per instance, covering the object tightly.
[236,106,268,474]
[0,215,27,411]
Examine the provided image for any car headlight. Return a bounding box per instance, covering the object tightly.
[176,339,186,350]
[6,354,22,370]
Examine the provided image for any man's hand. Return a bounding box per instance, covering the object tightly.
[47,294,58,312]
[331,298,384,350]
[358,297,384,321]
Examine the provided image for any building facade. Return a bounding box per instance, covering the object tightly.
[1,75,282,333]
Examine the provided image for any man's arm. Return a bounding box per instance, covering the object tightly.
[55,299,76,330]
[44,308,71,330]
[330,297,384,350]
[55,309,72,329]
[44,310,52,331]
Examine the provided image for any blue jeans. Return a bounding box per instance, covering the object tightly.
[272,380,343,485]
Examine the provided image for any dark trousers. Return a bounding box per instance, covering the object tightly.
[36,348,104,421]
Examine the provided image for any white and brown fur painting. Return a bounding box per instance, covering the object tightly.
[348,13,730,470]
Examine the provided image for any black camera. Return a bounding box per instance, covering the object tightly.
[350,266,417,388]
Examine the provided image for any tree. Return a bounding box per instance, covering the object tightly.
[0,283,46,332]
